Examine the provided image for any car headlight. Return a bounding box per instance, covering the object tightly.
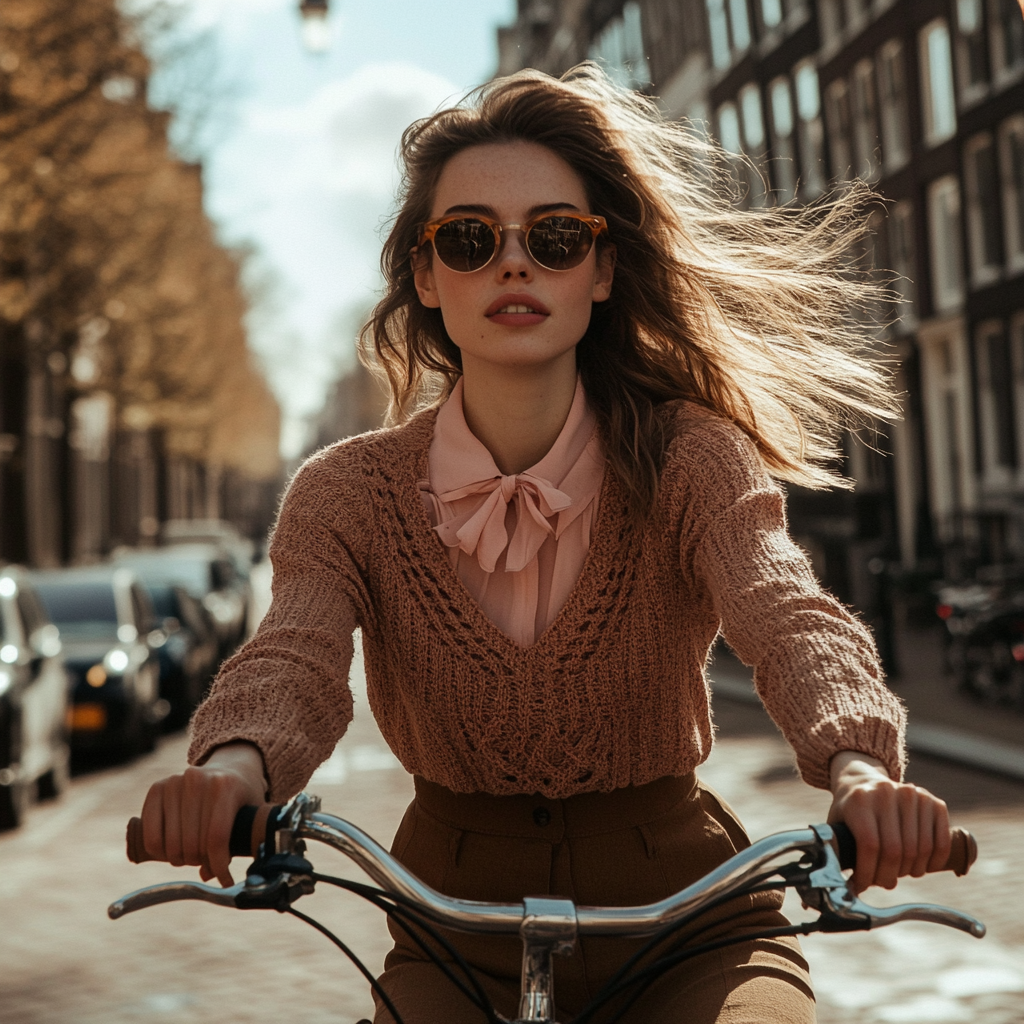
[104,649,130,674]
[0,644,17,665]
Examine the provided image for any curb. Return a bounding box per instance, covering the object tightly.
[711,675,1024,783]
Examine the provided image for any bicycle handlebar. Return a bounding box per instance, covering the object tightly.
[125,806,979,877]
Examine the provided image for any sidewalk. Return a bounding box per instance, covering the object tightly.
[709,625,1024,781]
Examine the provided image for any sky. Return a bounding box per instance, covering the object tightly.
[146,0,517,455]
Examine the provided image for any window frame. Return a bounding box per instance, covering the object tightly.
[974,318,1019,485]
[927,173,966,314]
[919,18,958,147]
[877,39,911,174]
[999,114,1024,273]
[963,131,1005,286]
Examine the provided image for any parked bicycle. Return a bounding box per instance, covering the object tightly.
[112,791,984,1024]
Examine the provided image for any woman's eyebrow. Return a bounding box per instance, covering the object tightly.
[440,202,583,217]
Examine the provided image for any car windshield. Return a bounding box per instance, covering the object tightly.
[146,585,180,620]
[117,556,213,597]
[34,581,119,640]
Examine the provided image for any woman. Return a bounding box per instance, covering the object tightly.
[140,66,951,1022]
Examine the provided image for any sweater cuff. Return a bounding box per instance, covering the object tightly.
[792,713,907,790]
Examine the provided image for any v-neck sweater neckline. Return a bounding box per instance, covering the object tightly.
[404,407,621,655]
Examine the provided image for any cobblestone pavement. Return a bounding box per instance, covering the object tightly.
[2,648,1022,1024]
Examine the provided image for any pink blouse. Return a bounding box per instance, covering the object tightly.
[419,378,606,647]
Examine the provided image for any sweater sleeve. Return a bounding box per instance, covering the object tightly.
[187,445,374,800]
[677,415,907,790]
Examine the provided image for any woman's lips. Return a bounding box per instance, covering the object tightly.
[488,310,549,326]
[485,295,550,326]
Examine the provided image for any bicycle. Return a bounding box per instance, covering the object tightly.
[112,791,985,1024]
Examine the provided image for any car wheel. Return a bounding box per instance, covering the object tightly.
[0,774,29,831]
[36,743,70,801]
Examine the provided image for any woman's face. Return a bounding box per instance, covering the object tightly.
[413,141,615,375]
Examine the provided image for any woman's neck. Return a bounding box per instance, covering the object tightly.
[460,351,578,475]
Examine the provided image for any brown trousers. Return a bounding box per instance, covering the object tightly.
[373,774,815,1023]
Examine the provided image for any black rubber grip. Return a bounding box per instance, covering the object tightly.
[229,805,258,857]
[832,822,858,870]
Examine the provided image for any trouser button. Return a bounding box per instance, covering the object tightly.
[533,806,551,827]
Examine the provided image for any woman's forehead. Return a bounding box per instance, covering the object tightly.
[431,141,589,218]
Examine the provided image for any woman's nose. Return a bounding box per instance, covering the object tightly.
[493,229,533,280]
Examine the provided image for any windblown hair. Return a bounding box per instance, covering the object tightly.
[363,64,899,523]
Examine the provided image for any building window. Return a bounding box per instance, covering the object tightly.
[589,2,652,90]
[739,82,768,206]
[920,19,958,146]
[825,78,853,180]
[1013,312,1024,463]
[877,40,911,173]
[851,59,881,180]
[989,0,1024,84]
[729,0,752,51]
[888,201,918,330]
[955,0,990,102]
[739,83,766,152]
[706,0,752,70]
[819,0,845,50]
[769,76,797,202]
[794,61,826,198]
[761,0,784,30]
[717,101,742,154]
[975,320,1018,477]
[1000,115,1024,271]
[964,133,1004,284]
[927,175,966,313]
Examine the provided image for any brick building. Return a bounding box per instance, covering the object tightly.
[497,0,1024,653]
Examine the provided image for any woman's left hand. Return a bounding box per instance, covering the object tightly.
[827,750,951,894]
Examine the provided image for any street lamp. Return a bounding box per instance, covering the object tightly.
[298,0,331,53]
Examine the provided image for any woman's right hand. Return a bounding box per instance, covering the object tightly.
[140,742,268,888]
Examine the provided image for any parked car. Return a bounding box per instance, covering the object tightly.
[32,566,166,759]
[139,581,219,729]
[0,566,69,830]
[936,582,1024,709]
[114,545,249,658]
[160,519,255,582]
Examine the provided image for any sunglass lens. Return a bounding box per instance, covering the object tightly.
[527,216,593,270]
[432,219,496,272]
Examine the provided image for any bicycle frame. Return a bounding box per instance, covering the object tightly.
[110,792,986,1024]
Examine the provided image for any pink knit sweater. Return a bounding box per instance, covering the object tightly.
[188,400,906,800]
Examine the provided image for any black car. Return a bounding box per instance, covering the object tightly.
[114,545,249,658]
[0,566,69,829]
[143,582,219,729]
[32,566,167,759]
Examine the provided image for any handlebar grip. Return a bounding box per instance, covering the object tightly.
[125,804,280,865]
[831,822,978,877]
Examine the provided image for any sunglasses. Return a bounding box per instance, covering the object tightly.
[418,213,608,273]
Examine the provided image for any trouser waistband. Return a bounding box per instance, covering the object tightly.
[411,773,699,840]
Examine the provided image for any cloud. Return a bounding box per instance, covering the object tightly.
[206,61,460,454]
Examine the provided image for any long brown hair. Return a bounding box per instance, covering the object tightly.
[363,64,898,523]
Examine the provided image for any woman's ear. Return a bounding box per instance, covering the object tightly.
[411,247,441,308]
[592,243,616,303]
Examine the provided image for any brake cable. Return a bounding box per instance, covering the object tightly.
[310,873,501,1023]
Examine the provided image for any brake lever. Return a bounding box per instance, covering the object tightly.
[108,858,316,920]
[795,824,986,939]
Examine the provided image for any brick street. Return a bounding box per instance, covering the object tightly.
[1,644,1022,1024]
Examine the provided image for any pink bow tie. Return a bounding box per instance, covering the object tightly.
[434,472,573,573]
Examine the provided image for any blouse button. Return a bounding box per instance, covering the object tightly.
[532,806,551,827]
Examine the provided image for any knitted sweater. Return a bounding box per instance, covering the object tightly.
[188,400,906,801]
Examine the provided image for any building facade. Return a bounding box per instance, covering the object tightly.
[498,0,1024,638]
